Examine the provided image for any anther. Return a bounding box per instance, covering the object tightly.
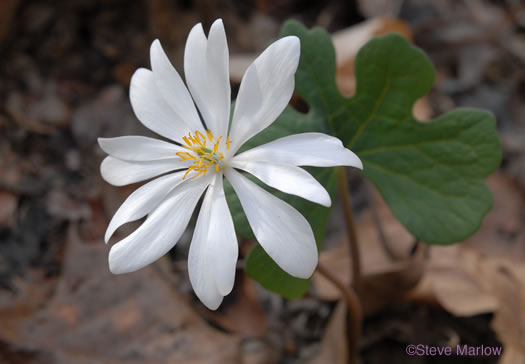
[176,152,196,161]
[183,165,196,179]
[206,130,214,141]
[214,136,222,153]
[195,131,206,146]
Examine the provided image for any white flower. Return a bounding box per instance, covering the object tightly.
[98,19,362,309]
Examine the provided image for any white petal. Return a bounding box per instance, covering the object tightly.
[105,171,186,243]
[100,156,189,186]
[129,68,192,142]
[150,40,204,132]
[98,136,187,161]
[228,36,300,155]
[188,173,238,309]
[225,168,317,278]
[230,160,331,207]
[233,132,363,169]
[109,175,211,274]
[184,19,230,137]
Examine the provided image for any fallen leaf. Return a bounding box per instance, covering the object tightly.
[408,243,525,364]
[464,173,525,259]
[409,246,499,316]
[0,225,244,363]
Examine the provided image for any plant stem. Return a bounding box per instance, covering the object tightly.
[316,264,362,364]
[337,167,362,295]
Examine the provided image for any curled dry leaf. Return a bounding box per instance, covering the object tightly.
[409,247,499,316]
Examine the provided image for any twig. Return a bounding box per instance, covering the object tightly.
[316,264,362,364]
[337,167,362,295]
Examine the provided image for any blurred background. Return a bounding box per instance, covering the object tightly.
[0,0,524,363]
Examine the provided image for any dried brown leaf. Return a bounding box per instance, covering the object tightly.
[0,225,244,364]
[409,245,525,364]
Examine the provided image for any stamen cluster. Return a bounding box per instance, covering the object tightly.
[176,130,231,179]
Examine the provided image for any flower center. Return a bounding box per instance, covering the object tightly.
[176,130,230,179]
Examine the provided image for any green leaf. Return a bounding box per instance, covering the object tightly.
[281,21,501,244]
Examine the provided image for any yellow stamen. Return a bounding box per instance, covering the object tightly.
[206,130,214,141]
[176,152,196,161]
[192,169,204,179]
[226,136,231,150]
[195,131,206,146]
[183,165,197,179]
[180,130,227,179]
[214,136,222,153]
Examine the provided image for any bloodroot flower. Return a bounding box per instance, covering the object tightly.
[98,19,362,309]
